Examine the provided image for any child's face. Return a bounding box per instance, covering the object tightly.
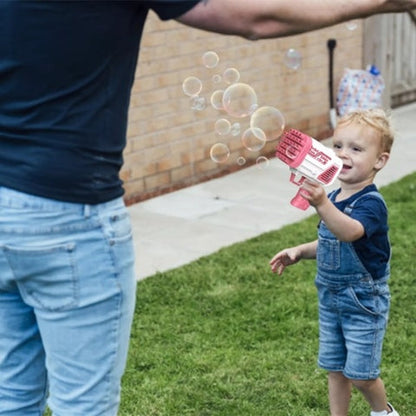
[332,122,388,186]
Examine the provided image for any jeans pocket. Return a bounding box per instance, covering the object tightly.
[101,206,133,246]
[4,243,79,311]
[348,280,381,316]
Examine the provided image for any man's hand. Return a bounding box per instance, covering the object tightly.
[178,0,416,40]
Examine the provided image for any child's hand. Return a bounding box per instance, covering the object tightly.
[269,247,301,275]
[300,180,328,208]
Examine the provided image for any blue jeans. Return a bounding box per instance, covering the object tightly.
[0,187,136,415]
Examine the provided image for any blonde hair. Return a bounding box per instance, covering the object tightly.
[337,108,394,153]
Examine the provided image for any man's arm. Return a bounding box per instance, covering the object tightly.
[178,0,416,39]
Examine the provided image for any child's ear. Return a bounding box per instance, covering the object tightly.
[374,152,389,170]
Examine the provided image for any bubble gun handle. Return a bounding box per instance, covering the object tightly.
[290,189,310,210]
[275,129,342,211]
[288,171,311,210]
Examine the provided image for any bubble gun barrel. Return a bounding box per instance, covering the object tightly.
[275,129,342,210]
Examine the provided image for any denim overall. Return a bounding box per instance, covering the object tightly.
[315,191,391,380]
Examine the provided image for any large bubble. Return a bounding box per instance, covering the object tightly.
[222,83,258,118]
[250,106,285,141]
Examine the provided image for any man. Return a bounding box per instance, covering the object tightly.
[0,1,414,415]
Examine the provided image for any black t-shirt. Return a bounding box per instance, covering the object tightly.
[0,0,200,204]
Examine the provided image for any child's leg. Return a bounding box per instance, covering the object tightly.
[352,378,389,413]
[328,371,352,416]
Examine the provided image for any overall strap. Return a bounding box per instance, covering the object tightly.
[344,191,387,215]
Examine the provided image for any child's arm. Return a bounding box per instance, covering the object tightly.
[270,240,317,275]
[300,180,365,242]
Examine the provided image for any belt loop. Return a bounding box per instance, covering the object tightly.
[83,204,91,218]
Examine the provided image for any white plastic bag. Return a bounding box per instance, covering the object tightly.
[336,67,385,116]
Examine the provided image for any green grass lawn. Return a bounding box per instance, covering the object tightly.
[120,172,416,416]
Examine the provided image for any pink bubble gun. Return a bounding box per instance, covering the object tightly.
[275,129,342,210]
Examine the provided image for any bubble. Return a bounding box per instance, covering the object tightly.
[210,143,230,164]
[182,76,203,96]
[230,122,241,136]
[241,127,266,152]
[285,145,298,160]
[202,51,220,68]
[210,89,224,110]
[250,106,285,141]
[190,95,206,111]
[215,118,231,136]
[346,20,358,31]
[212,74,222,84]
[223,67,240,84]
[222,83,258,118]
[256,156,270,169]
[284,48,302,70]
[236,156,246,166]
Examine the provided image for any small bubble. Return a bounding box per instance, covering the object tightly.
[346,20,358,31]
[212,74,222,84]
[285,145,298,160]
[223,67,240,84]
[210,143,230,164]
[190,96,206,111]
[215,118,231,136]
[182,76,203,96]
[202,51,220,68]
[230,122,241,136]
[284,48,302,70]
[236,156,246,166]
[256,156,270,169]
[210,90,224,110]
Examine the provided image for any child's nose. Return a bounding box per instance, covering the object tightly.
[336,148,347,158]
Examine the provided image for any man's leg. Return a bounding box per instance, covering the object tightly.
[0,286,48,416]
[1,192,136,416]
[31,200,137,416]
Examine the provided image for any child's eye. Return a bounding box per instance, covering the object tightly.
[333,143,341,149]
[352,147,362,152]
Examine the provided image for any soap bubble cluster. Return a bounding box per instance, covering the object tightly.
[182,49,308,166]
